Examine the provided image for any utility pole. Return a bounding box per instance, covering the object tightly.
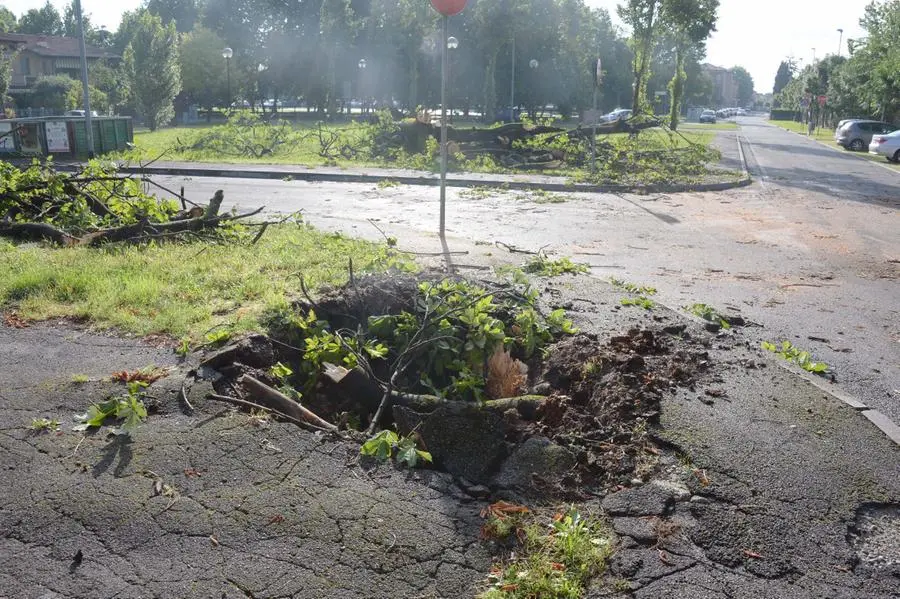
[837,28,844,57]
[74,0,94,158]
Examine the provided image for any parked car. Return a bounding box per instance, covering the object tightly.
[699,109,717,124]
[64,109,99,117]
[869,130,900,162]
[835,119,898,151]
[600,108,632,123]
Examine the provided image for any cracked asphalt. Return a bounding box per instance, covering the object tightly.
[0,324,490,598]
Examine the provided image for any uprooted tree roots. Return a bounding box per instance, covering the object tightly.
[0,160,286,245]
[197,273,712,497]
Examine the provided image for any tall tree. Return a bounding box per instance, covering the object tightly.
[147,0,201,33]
[90,60,131,114]
[773,60,792,94]
[179,26,229,119]
[618,0,660,115]
[17,1,63,35]
[660,0,718,129]
[124,12,181,130]
[63,2,102,44]
[0,4,16,33]
[731,65,753,106]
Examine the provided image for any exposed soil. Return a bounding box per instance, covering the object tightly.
[208,274,713,497]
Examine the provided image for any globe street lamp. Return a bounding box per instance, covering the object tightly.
[447,37,459,123]
[358,59,367,114]
[528,59,539,119]
[257,63,267,113]
[222,47,233,111]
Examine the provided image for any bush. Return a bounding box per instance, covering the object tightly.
[31,75,79,114]
[769,109,800,121]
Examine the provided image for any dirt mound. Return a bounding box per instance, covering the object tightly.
[521,328,710,492]
[204,276,712,496]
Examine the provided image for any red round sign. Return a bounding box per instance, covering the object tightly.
[430,0,467,16]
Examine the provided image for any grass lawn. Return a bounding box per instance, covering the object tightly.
[771,119,900,171]
[126,121,717,172]
[679,121,741,131]
[0,225,408,340]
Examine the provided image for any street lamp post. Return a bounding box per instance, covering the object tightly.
[510,34,516,121]
[430,0,468,241]
[74,0,94,157]
[811,47,816,63]
[357,58,367,114]
[529,59,538,118]
[447,37,458,123]
[837,28,844,57]
[257,63,267,113]
[222,47,233,111]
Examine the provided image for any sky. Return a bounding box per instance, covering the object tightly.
[3,0,875,94]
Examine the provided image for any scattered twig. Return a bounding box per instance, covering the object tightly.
[179,380,195,414]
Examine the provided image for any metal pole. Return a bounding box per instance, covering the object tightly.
[837,29,843,57]
[439,15,449,238]
[74,0,94,158]
[226,58,231,111]
[510,34,516,120]
[591,87,597,175]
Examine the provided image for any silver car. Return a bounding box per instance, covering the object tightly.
[835,120,897,151]
[869,130,900,162]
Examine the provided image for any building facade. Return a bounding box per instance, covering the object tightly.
[0,33,117,99]
[702,64,737,108]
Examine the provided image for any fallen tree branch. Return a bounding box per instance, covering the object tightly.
[238,374,338,432]
[0,221,79,246]
[208,393,349,438]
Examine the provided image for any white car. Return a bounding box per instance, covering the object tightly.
[599,108,632,123]
[869,130,900,162]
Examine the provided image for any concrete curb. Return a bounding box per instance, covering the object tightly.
[107,163,752,195]
[769,352,899,446]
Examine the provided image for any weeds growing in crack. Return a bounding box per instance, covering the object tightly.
[761,340,830,374]
[480,504,614,599]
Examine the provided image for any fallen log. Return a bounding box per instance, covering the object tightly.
[321,362,545,420]
[0,221,79,246]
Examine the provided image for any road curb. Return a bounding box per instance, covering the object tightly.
[769,353,899,446]
[107,164,752,195]
[653,296,898,447]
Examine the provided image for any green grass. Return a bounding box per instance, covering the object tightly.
[679,121,741,131]
[772,120,900,171]
[0,225,407,339]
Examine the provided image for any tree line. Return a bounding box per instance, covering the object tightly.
[772,0,900,125]
[1,0,756,130]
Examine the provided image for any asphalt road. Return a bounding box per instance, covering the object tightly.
[151,117,899,426]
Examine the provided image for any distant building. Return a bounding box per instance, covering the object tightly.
[702,63,737,108]
[0,33,118,98]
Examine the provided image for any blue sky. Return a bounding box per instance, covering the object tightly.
[4,0,875,93]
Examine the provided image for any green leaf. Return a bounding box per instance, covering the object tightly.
[396,444,419,467]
